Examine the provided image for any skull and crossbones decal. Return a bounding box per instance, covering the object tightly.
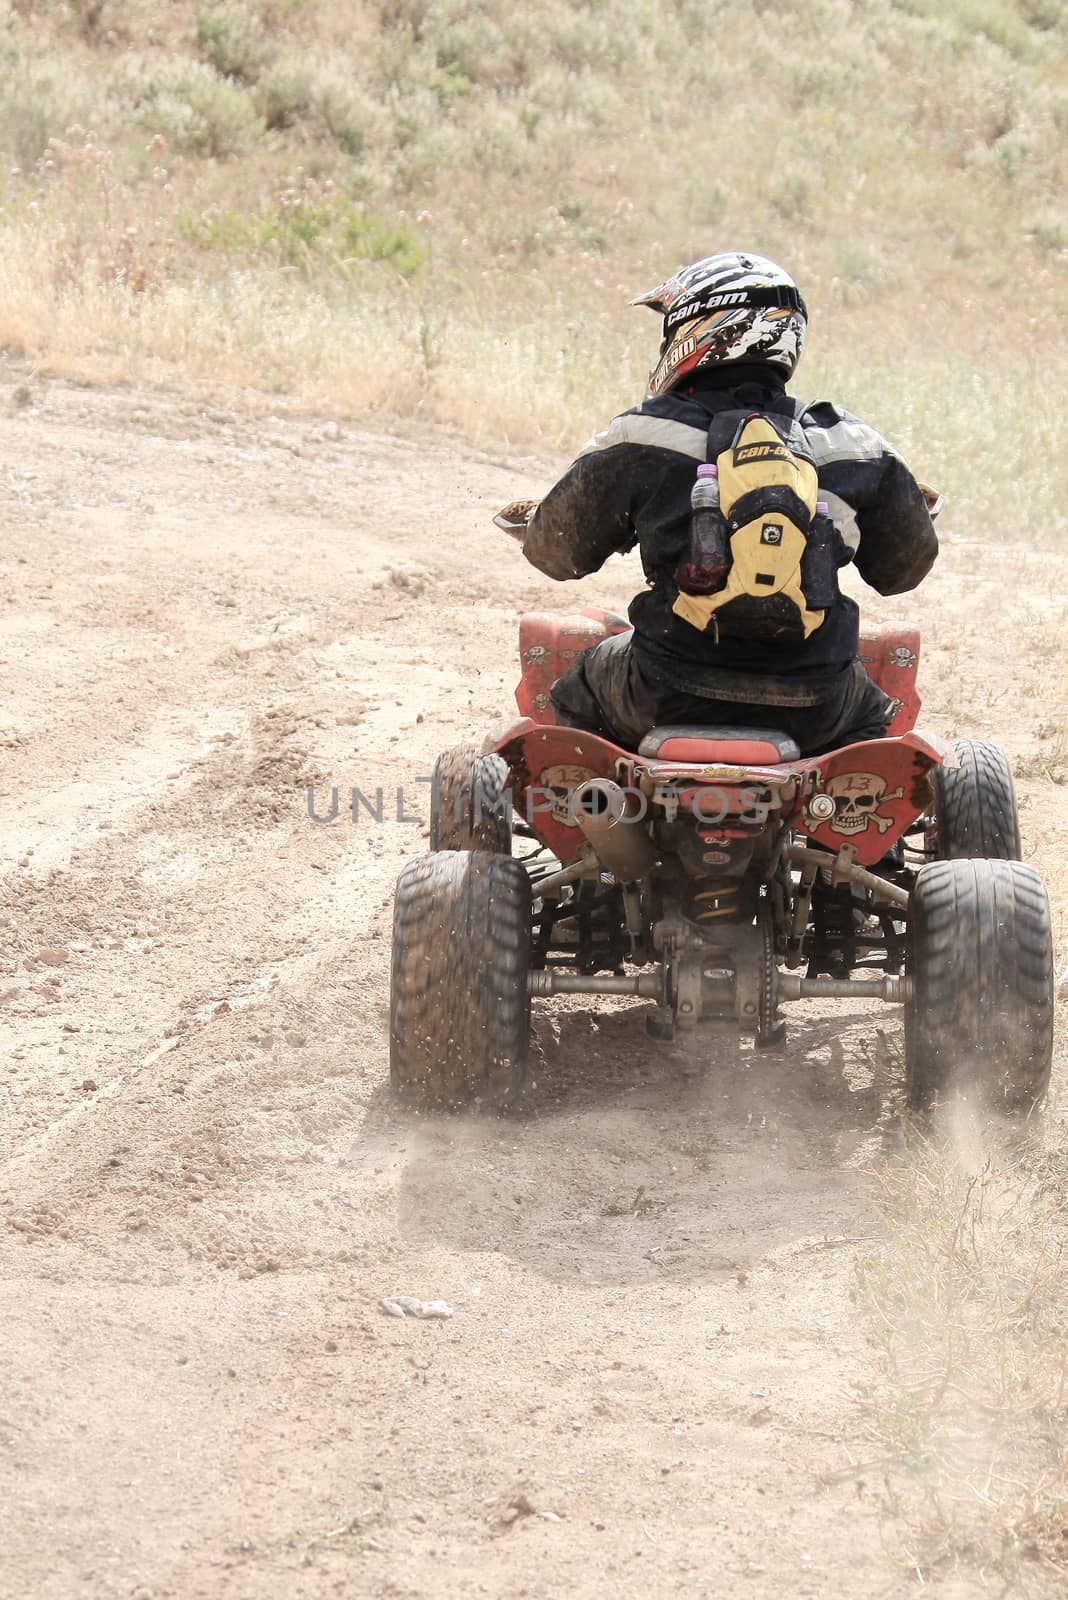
[888,645,917,670]
[826,771,904,836]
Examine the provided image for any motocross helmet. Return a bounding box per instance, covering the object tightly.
[632,251,807,397]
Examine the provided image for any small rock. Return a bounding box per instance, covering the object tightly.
[412,1298,455,1319]
[81,1078,97,1092]
[321,420,340,442]
[500,1495,536,1525]
[37,946,69,966]
[284,1030,307,1048]
[380,1296,455,1320]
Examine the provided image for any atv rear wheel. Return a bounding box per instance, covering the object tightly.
[905,859,1053,1116]
[929,738,1021,860]
[390,851,530,1110]
[429,746,512,853]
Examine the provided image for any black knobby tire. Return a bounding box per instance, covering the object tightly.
[429,746,512,853]
[905,859,1053,1115]
[390,851,531,1110]
[929,739,1021,860]
[755,899,786,1050]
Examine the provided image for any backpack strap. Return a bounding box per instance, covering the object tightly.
[704,403,815,475]
[697,388,810,464]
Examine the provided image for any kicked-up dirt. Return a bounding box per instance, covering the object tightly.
[1,366,1065,1599]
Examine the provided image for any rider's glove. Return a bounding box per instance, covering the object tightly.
[493,500,539,541]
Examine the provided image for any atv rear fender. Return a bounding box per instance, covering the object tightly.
[485,717,947,868]
[514,612,922,736]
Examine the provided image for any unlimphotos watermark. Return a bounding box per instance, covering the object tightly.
[306,779,772,827]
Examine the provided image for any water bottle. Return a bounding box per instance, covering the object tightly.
[800,500,840,610]
[676,464,730,595]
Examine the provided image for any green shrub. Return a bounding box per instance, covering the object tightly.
[196,5,275,85]
[254,57,316,130]
[0,87,54,170]
[0,57,92,170]
[178,195,426,277]
[253,53,375,154]
[1027,219,1066,253]
[313,80,369,156]
[137,61,264,157]
[1020,0,1066,27]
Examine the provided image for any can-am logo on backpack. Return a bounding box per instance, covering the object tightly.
[760,523,783,546]
[734,440,791,466]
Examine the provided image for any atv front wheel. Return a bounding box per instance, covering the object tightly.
[429,746,512,853]
[905,859,1053,1115]
[390,851,530,1110]
[929,738,1021,860]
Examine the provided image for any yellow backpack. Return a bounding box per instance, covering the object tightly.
[673,409,845,642]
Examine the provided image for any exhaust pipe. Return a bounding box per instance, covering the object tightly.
[572,779,658,883]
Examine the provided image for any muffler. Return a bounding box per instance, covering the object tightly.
[572,779,658,883]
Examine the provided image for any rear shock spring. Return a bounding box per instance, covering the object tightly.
[689,878,741,924]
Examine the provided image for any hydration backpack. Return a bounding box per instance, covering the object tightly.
[672,407,850,643]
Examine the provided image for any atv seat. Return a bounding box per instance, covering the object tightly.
[637,726,801,765]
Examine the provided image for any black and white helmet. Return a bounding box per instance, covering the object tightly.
[631,251,807,396]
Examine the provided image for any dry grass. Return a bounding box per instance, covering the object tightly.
[0,0,1066,526]
[1016,735,1068,787]
[856,1108,1068,1589]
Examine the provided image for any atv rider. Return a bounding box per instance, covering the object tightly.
[503,252,938,755]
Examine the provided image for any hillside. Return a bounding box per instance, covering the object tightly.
[1,0,1067,533]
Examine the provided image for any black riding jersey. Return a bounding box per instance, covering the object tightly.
[521,366,938,704]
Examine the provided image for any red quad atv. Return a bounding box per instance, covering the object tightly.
[390,610,1055,1118]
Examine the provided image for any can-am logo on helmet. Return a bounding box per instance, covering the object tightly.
[667,336,697,369]
[650,335,697,392]
[664,298,703,329]
[664,290,750,331]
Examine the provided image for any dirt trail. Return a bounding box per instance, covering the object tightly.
[1,367,1064,1600]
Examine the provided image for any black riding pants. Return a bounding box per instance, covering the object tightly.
[550,633,893,755]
